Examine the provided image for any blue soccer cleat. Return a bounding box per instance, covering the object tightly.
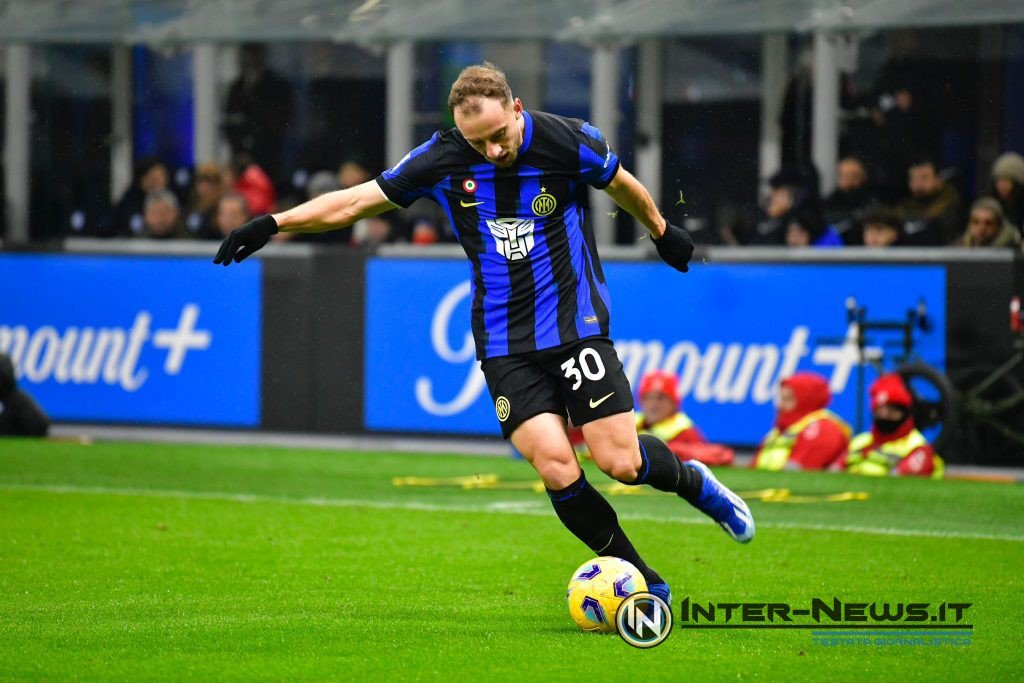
[647,582,672,606]
[684,460,755,543]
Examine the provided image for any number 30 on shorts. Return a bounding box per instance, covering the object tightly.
[560,348,606,391]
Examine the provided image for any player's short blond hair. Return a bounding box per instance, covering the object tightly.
[447,62,513,115]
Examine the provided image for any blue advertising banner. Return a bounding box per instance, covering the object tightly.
[365,258,945,444]
[0,254,261,426]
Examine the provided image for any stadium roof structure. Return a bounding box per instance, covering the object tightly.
[0,0,599,44]
[556,0,1024,40]
[2,0,1024,45]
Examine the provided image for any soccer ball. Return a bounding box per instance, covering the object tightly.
[566,556,647,633]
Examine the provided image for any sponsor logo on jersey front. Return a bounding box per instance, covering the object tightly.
[487,218,536,261]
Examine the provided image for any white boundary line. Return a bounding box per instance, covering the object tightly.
[2,483,1022,544]
[45,425,1024,479]
[48,424,511,457]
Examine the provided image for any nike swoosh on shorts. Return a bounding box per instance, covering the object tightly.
[589,392,615,408]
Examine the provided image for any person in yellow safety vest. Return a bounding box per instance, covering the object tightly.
[753,372,851,471]
[838,373,944,478]
[570,371,735,465]
[635,370,735,466]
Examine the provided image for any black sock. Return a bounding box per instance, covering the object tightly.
[623,434,704,506]
[547,472,664,586]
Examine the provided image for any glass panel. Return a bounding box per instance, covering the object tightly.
[29,46,113,239]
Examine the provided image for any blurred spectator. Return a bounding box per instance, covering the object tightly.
[403,197,456,245]
[752,167,820,245]
[337,160,374,244]
[896,157,963,245]
[223,44,292,185]
[861,205,903,247]
[823,157,877,244]
[635,370,734,466]
[780,49,813,167]
[412,219,440,245]
[360,216,397,247]
[873,80,936,196]
[216,193,252,237]
[988,152,1024,231]
[958,198,1021,249]
[224,156,276,216]
[719,209,757,247]
[338,160,371,190]
[185,162,225,240]
[785,210,843,248]
[285,171,348,245]
[142,190,184,239]
[308,170,342,199]
[0,353,50,437]
[838,374,944,478]
[753,373,850,471]
[104,156,169,236]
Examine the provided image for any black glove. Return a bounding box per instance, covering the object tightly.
[213,214,278,266]
[653,222,694,273]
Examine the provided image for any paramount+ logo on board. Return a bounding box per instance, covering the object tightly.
[0,254,261,425]
[364,259,946,441]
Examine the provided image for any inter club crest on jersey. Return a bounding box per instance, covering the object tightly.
[532,188,557,216]
[487,218,536,261]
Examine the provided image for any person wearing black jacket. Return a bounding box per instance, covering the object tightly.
[823,157,877,245]
[222,44,293,186]
[0,353,50,437]
[102,156,170,237]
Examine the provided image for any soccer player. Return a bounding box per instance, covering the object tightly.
[214,62,755,602]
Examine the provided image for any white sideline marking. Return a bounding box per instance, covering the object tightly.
[2,483,1022,544]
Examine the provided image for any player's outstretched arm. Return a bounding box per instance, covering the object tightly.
[274,180,396,234]
[214,180,397,266]
[603,166,666,238]
[603,167,694,273]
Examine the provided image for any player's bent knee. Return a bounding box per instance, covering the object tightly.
[524,440,580,489]
[597,456,641,483]
[510,413,580,489]
[534,456,580,490]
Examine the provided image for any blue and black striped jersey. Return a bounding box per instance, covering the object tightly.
[375,110,620,360]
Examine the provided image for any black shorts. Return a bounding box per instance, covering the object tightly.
[480,336,635,439]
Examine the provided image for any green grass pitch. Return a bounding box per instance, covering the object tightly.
[1,439,1022,681]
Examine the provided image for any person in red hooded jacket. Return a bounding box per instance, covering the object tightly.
[838,373,944,478]
[634,370,735,466]
[568,370,734,466]
[753,372,851,470]
[224,156,277,216]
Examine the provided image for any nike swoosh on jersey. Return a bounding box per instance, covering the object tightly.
[460,200,485,207]
[589,392,615,408]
